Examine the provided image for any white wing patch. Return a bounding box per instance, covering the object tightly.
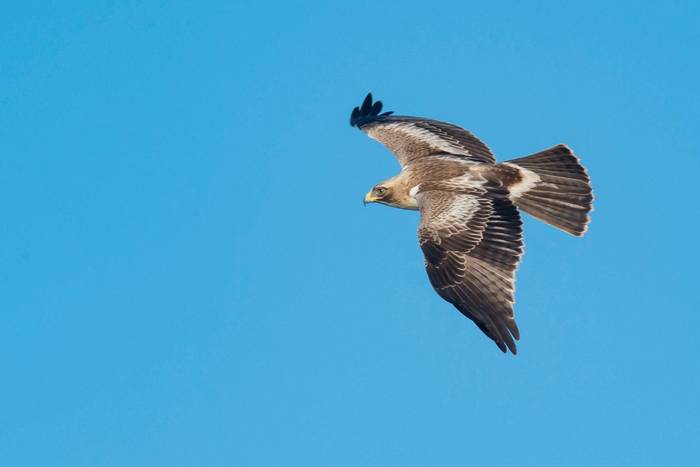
[439,196,482,230]
[419,193,483,233]
[503,163,541,199]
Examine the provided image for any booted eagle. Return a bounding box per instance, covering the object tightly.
[351,93,593,354]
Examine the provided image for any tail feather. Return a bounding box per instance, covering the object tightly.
[504,145,593,236]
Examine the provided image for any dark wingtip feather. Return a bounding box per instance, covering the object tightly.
[498,326,518,355]
[360,93,373,113]
[508,318,521,341]
[506,339,518,355]
[349,92,393,128]
[350,107,360,126]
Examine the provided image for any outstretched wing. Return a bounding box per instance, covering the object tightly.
[350,93,495,167]
[417,188,524,354]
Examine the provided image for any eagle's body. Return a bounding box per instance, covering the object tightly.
[352,94,593,354]
[367,158,524,211]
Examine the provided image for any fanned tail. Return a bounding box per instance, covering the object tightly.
[503,145,593,236]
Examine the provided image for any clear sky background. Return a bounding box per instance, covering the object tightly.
[2,1,699,466]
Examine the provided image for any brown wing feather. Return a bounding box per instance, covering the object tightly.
[418,189,524,354]
[418,190,493,263]
[350,93,495,166]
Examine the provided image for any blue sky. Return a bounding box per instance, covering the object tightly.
[1,1,698,466]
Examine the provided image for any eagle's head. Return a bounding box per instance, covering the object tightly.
[364,182,419,210]
[364,184,393,206]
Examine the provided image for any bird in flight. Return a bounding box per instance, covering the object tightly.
[351,93,593,354]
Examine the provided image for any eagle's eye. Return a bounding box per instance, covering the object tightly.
[374,187,387,196]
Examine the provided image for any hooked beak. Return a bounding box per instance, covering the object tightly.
[364,190,378,206]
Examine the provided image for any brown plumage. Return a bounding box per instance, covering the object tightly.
[353,93,593,354]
